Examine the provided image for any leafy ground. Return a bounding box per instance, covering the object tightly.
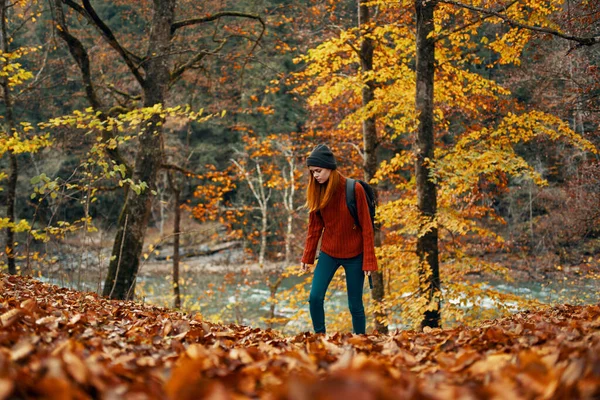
[0,274,598,399]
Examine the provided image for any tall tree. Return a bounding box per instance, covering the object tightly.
[0,0,18,275]
[358,0,388,333]
[50,0,264,299]
[0,1,48,275]
[414,0,441,329]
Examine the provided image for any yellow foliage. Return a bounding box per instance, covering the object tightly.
[289,0,597,328]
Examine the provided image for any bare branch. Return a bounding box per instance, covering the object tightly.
[8,1,38,37]
[105,84,142,101]
[160,163,198,177]
[171,11,265,33]
[171,11,266,86]
[63,0,145,86]
[440,0,600,47]
[169,50,210,86]
[161,163,198,177]
[239,16,266,85]
[50,0,132,175]
[51,0,102,110]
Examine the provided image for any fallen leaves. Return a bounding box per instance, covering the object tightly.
[0,273,598,399]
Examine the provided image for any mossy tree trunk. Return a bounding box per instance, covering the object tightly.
[415,0,441,329]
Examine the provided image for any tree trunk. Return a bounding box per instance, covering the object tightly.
[278,144,297,266]
[285,212,293,265]
[1,0,17,275]
[172,181,181,309]
[358,0,388,334]
[415,0,441,329]
[259,203,267,268]
[103,0,173,299]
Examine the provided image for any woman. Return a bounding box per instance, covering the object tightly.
[300,144,377,335]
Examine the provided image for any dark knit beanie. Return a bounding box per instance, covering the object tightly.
[307,144,337,170]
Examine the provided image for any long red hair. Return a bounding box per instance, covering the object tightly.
[305,170,341,212]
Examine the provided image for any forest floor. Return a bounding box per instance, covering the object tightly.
[0,273,598,399]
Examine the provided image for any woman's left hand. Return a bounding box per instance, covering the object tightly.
[364,271,371,276]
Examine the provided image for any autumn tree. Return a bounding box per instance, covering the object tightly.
[0,0,49,275]
[231,144,273,269]
[1,0,20,275]
[293,0,598,329]
[414,0,441,329]
[274,138,302,266]
[49,0,265,299]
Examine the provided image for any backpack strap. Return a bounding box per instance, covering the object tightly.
[345,178,361,229]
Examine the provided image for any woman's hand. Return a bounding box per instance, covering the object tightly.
[301,262,311,272]
[364,271,371,276]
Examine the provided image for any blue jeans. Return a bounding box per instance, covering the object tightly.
[308,252,365,334]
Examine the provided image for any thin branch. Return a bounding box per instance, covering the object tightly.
[171,11,265,33]
[63,0,145,86]
[92,185,123,192]
[105,84,142,101]
[239,16,266,85]
[51,0,102,110]
[169,34,227,86]
[169,51,209,85]
[50,0,132,176]
[8,2,38,37]
[435,0,519,42]
[440,0,600,47]
[172,11,266,87]
[161,163,197,177]
[346,142,364,159]
[345,40,362,58]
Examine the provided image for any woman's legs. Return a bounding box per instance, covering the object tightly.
[342,254,365,334]
[308,252,338,333]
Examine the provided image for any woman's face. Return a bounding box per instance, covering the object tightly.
[309,166,332,184]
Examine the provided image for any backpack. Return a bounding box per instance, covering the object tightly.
[346,178,377,230]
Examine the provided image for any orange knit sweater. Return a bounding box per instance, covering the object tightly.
[301,176,378,271]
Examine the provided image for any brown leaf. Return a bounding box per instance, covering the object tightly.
[230,348,255,364]
[34,377,76,400]
[469,353,512,375]
[328,349,354,371]
[449,350,481,372]
[485,378,522,400]
[10,340,34,361]
[392,348,418,368]
[561,358,585,386]
[36,315,58,327]
[186,344,208,360]
[68,313,81,325]
[0,309,22,328]
[162,320,173,337]
[0,378,13,400]
[516,350,559,398]
[165,358,226,400]
[136,356,157,367]
[172,320,190,334]
[63,351,88,385]
[20,299,36,313]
